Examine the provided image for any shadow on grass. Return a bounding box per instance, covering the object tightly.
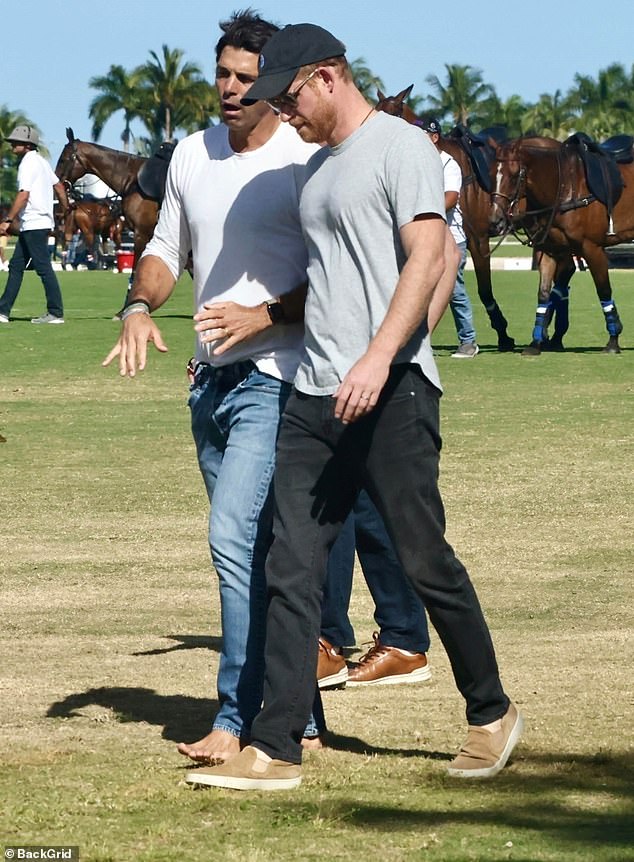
[46,686,219,743]
[46,686,451,759]
[132,634,222,656]
[434,340,632,355]
[271,751,634,852]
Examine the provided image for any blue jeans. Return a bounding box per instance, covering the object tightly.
[449,242,476,344]
[189,361,322,740]
[0,229,64,318]
[322,490,430,653]
[252,365,508,764]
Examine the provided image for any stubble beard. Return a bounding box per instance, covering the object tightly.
[295,95,337,144]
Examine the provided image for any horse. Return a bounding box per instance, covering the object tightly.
[490,134,633,354]
[375,86,515,351]
[58,196,123,268]
[54,129,159,267]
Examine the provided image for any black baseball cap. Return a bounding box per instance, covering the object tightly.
[419,116,442,135]
[241,23,346,105]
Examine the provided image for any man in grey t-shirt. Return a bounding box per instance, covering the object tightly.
[186,23,523,792]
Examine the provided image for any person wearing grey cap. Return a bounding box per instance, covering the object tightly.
[0,125,69,324]
[186,22,522,791]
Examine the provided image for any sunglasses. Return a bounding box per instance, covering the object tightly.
[266,68,320,113]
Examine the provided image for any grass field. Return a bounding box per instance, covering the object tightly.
[0,268,632,861]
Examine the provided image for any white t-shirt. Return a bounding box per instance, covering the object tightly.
[143,122,318,381]
[17,150,59,231]
[440,151,466,244]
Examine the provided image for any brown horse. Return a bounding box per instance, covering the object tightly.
[54,129,158,266]
[59,197,123,267]
[375,86,515,351]
[490,135,632,353]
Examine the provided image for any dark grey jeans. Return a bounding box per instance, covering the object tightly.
[252,364,509,764]
[0,229,63,318]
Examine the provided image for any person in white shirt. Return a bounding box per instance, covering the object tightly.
[0,125,69,324]
[420,116,479,358]
[103,10,324,763]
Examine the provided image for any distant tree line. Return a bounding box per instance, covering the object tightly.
[2,51,633,202]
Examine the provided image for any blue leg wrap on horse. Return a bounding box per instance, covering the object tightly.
[600,300,623,336]
[532,300,553,343]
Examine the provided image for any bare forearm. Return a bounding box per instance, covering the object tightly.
[196,280,308,355]
[6,190,29,221]
[427,228,460,333]
[53,182,70,212]
[128,255,176,311]
[367,217,446,360]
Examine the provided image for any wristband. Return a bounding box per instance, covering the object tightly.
[264,299,285,325]
[121,301,151,321]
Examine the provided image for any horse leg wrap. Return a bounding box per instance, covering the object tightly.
[532,301,553,344]
[551,285,570,340]
[485,301,510,334]
[600,300,623,337]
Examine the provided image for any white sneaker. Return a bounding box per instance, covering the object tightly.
[451,342,479,359]
[31,313,65,324]
[0,313,9,323]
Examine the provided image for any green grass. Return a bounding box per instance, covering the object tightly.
[1,270,633,861]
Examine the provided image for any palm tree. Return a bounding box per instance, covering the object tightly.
[499,95,530,138]
[88,64,144,151]
[135,45,219,144]
[567,63,634,137]
[349,57,385,100]
[426,64,497,127]
[521,90,575,139]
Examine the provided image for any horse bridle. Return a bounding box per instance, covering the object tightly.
[491,150,563,247]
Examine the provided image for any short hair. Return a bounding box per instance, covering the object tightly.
[300,56,352,83]
[215,8,279,61]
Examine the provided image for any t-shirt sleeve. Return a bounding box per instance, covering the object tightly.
[383,125,446,229]
[443,155,462,194]
[141,151,191,279]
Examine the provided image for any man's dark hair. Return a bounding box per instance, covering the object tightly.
[215,8,279,61]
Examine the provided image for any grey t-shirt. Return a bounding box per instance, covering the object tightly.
[295,111,446,396]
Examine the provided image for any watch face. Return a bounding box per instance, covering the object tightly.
[267,301,285,324]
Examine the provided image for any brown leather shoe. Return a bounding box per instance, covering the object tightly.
[317,638,348,690]
[347,632,431,686]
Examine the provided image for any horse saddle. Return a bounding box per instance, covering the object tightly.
[600,134,633,164]
[137,141,178,203]
[564,132,625,209]
[447,124,498,193]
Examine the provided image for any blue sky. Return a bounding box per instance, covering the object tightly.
[5,0,633,160]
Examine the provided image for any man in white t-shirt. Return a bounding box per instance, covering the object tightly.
[0,125,69,324]
[188,22,521,792]
[420,117,479,358]
[103,11,323,763]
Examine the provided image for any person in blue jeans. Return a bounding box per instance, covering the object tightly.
[419,117,479,359]
[319,491,431,687]
[103,11,324,762]
[0,124,69,325]
[186,24,521,790]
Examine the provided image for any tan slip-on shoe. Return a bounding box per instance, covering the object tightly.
[447,702,524,778]
[185,745,301,791]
